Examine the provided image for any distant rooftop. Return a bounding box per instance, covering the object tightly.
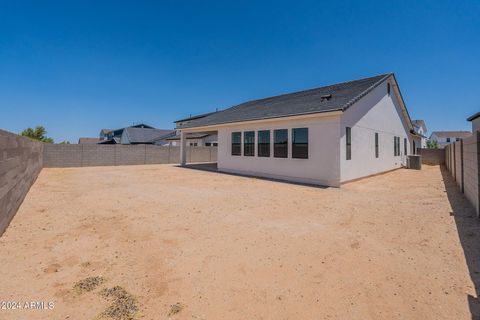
[122,127,175,144]
[431,131,472,138]
[78,137,99,144]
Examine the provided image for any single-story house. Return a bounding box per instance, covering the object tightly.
[467,112,480,132]
[429,131,472,148]
[411,120,428,149]
[176,73,421,187]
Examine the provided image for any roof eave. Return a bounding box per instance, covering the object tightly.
[467,112,480,121]
[177,109,344,131]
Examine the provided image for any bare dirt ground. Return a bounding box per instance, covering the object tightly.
[0,164,479,320]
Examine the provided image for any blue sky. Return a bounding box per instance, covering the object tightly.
[0,0,478,142]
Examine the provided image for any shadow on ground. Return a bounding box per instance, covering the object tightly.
[177,162,328,189]
[441,166,480,320]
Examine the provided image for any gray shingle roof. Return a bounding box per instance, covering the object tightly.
[123,127,175,144]
[177,73,392,129]
[175,112,218,123]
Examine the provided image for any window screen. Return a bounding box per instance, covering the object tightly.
[346,127,352,160]
[231,132,241,156]
[243,131,255,156]
[258,130,270,157]
[394,136,400,156]
[274,129,288,158]
[292,128,308,159]
[375,133,379,158]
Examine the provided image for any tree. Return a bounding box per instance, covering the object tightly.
[59,140,70,144]
[20,126,54,143]
[427,140,438,149]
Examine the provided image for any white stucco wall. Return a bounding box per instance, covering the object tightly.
[216,114,341,186]
[340,79,412,182]
[415,126,427,148]
[472,118,480,132]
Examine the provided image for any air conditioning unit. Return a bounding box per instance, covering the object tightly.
[407,155,422,170]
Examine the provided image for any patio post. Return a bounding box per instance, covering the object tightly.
[180,131,187,166]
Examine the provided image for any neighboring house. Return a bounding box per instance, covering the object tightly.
[176,73,421,187]
[78,137,99,144]
[411,120,428,149]
[120,127,175,145]
[98,124,155,144]
[467,112,480,132]
[99,129,113,142]
[429,131,472,148]
[174,112,219,146]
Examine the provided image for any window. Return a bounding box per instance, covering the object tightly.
[205,142,211,146]
[292,128,308,159]
[375,133,379,158]
[258,130,270,157]
[231,132,241,156]
[387,83,391,96]
[413,140,416,155]
[446,137,451,143]
[274,129,288,158]
[456,138,460,141]
[213,142,218,146]
[394,136,400,156]
[244,131,255,156]
[404,138,407,155]
[346,127,352,160]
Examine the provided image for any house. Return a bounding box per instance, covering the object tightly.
[411,120,428,148]
[173,113,218,146]
[176,73,421,187]
[78,137,99,144]
[467,112,480,132]
[98,124,156,144]
[429,131,472,148]
[120,127,176,145]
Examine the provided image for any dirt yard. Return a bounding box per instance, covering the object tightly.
[0,164,479,320]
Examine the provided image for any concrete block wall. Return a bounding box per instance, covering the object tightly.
[43,144,217,167]
[417,148,445,165]
[0,130,43,236]
[445,132,479,216]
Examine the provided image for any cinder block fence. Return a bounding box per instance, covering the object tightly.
[0,130,43,235]
[444,131,480,217]
[1,129,217,236]
[43,144,217,168]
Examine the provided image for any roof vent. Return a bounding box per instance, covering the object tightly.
[321,94,332,101]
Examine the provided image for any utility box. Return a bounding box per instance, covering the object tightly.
[407,155,422,170]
